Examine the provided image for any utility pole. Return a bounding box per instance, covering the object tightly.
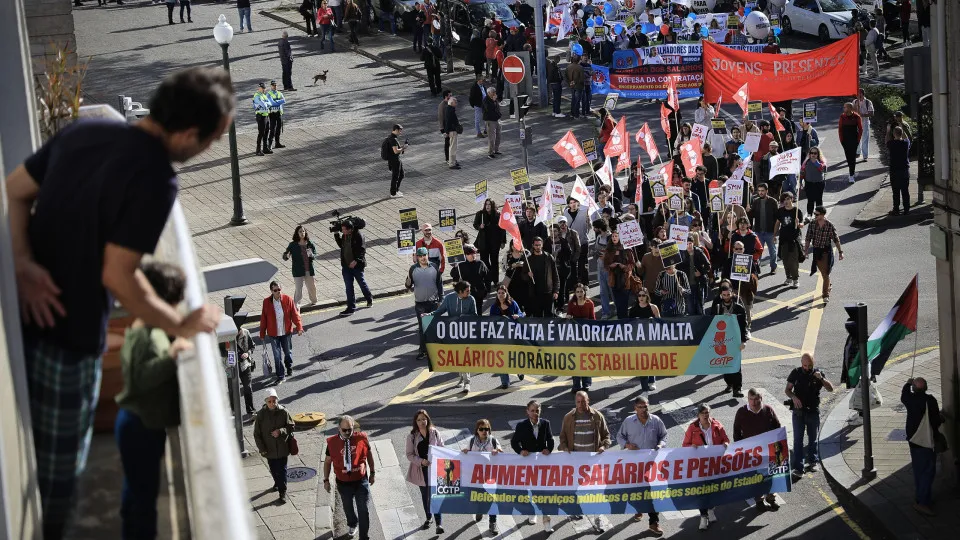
[534,0,548,106]
[443,0,454,73]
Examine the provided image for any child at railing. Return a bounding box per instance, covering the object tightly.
[114,261,191,539]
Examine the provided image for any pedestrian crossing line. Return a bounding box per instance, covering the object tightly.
[748,337,802,354]
[474,514,523,540]
[752,290,816,320]
[800,274,826,357]
[388,368,435,405]
[368,438,423,540]
[755,292,814,308]
[742,352,798,365]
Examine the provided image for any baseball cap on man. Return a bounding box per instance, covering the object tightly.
[258,82,266,88]
[416,247,429,256]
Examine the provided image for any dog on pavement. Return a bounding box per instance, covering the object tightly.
[313,70,329,86]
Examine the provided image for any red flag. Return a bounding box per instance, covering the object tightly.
[733,82,749,116]
[636,122,660,164]
[714,94,722,117]
[499,199,523,250]
[679,137,703,179]
[659,104,671,139]
[615,136,631,173]
[553,130,589,169]
[769,103,785,131]
[665,75,680,111]
[603,116,627,157]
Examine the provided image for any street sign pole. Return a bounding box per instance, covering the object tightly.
[514,82,529,174]
[856,302,877,480]
[534,0,548,107]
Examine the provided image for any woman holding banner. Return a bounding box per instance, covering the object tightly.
[567,283,596,391]
[490,285,526,389]
[405,410,444,534]
[683,404,731,531]
[462,419,503,534]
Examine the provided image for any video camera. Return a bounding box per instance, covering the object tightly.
[329,209,366,233]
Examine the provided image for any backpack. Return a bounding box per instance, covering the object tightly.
[381,136,394,160]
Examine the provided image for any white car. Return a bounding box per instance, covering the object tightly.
[782,0,857,42]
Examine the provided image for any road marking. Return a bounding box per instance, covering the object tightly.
[475,514,523,540]
[742,352,797,365]
[367,438,422,540]
[815,484,870,540]
[884,345,939,369]
[749,337,801,354]
[388,368,436,405]
[752,290,816,320]
[800,274,826,357]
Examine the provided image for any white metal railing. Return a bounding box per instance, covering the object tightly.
[153,202,256,540]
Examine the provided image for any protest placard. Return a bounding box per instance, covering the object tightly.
[511,167,530,193]
[724,179,745,205]
[730,253,753,282]
[505,193,523,217]
[691,123,710,144]
[617,220,645,249]
[709,186,723,212]
[397,229,415,255]
[581,138,598,161]
[669,224,689,250]
[744,131,762,153]
[438,209,457,232]
[667,186,685,211]
[802,102,818,124]
[710,117,727,135]
[475,179,488,204]
[399,208,419,230]
[603,92,619,111]
[659,239,683,267]
[550,179,566,201]
[444,238,465,265]
[769,148,801,176]
[747,100,763,120]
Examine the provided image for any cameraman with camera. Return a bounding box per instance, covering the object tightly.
[333,213,373,316]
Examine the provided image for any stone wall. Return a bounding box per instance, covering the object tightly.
[24,0,78,77]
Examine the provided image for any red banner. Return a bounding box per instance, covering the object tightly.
[702,35,859,104]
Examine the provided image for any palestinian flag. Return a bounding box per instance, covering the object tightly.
[848,275,919,383]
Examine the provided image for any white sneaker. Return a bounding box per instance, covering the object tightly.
[543,517,553,532]
[648,383,657,391]
[707,509,717,522]
[699,516,709,530]
[849,175,856,184]
[499,99,509,106]
[391,191,404,197]
[527,516,537,525]
[348,526,358,537]
[463,383,471,393]
[554,113,566,118]
[457,380,465,390]
[510,114,516,119]
[593,517,604,533]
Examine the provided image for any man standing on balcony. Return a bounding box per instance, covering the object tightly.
[5,67,227,539]
[259,281,305,385]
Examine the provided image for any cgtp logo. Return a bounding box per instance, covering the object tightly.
[435,458,462,496]
[710,320,734,366]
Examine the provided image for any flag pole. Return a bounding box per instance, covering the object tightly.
[911,273,919,377]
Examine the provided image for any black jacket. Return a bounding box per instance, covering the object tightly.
[511,418,555,453]
[451,260,489,298]
[469,83,485,108]
[482,96,502,122]
[467,36,486,67]
[749,196,780,234]
[334,230,366,270]
[422,44,441,70]
[503,31,526,52]
[473,210,505,250]
[902,383,942,443]
[444,104,461,134]
[518,218,550,252]
[710,295,748,344]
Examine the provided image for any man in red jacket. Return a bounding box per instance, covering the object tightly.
[260,281,304,384]
[324,415,376,540]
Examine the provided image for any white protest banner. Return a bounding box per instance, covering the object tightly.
[709,187,723,212]
[617,220,645,249]
[669,224,689,250]
[691,123,710,145]
[729,159,749,183]
[505,193,523,217]
[550,179,566,202]
[667,186,685,211]
[724,179,745,205]
[596,156,615,187]
[730,253,753,282]
[769,147,801,176]
[744,131,762,153]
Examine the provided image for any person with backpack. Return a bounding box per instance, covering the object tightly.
[547,55,565,118]
[382,124,408,197]
[334,217,372,316]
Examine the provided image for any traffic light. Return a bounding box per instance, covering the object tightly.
[517,94,531,120]
[224,295,248,329]
[844,303,867,343]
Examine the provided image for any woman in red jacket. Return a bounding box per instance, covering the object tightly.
[682,403,730,531]
[838,102,864,184]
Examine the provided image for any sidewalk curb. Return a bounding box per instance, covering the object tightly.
[819,349,940,540]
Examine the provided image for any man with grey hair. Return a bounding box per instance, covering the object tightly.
[324,415,376,540]
[444,96,462,169]
[733,389,782,510]
[559,391,611,533]
[617,395,667,536]
[278,30,296,91]
[482,87,502,158]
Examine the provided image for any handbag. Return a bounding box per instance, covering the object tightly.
[288,433,300,456]
[262,348,272,377]
[796,238,807,263]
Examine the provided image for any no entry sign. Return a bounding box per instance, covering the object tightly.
[502,55,526,85]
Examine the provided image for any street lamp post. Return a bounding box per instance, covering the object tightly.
[214,14,248,226]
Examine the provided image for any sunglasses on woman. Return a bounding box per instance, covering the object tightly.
[478,427,491,432]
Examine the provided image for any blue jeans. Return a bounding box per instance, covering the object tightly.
[116,408,167,540]
[418,482,442,524]
[268,456,288,493]
[757,231,777,270]
[909,444,936,506]
[238,7,252,31]
[320,23,335,50]
[268,334,294,378]
[343,266,373,310]
[379,12,397,34]
[859,119,870,159]
[612,288,629,318]
[332,5,344,28]
[573,376,593,389]
[791,408,820,472]
[597,265,612,318]
[337,478,372,538]
[783,174,798,198]
[570,88,583,118]
[551,82,562,115]
[474,106,484,135]
[582,86,592,116]
[498,373,525,386]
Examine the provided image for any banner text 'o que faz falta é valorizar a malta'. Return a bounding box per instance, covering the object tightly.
[421,315,741,377]
[429,428,791,515]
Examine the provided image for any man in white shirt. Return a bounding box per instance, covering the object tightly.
[853,88,875,160]
[863,19,881,79]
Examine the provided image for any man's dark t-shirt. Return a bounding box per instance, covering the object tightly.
[787,366,826,410]
[22,120,177,356]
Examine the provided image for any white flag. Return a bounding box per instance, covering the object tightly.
[570,175,591,205]
[769,147,802,176]
[536,177,556,226]
[557,7,574,41]
[595,156,614,187]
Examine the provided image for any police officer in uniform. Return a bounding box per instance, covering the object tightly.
[267,80,287,149]
[254,82,273,155]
